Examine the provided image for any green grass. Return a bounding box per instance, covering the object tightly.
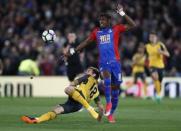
[0,97,181,131]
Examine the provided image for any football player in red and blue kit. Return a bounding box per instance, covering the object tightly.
[66,4,136,123]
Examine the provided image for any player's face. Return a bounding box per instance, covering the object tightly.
[86,68,94,76]
[149,34,157,44]
[138,46,145,54]
[99,16,110,28]
[67,33,76,43]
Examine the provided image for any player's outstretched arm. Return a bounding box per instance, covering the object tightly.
[64,37,92,57]
[94,96,104,121]
[158,43,170,57]
[75,37,92,53]
[94,97,103,109]
[116,4,136,31]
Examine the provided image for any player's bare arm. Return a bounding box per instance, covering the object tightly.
[94,96,104,121]
[75,37,92,52]
[64,37,92,57]
[158,43,170,57]
[70,74,90,87]
[70,79,79,86]
[65,77,82,95]
[94,97,104,111]
[116,4,136,31]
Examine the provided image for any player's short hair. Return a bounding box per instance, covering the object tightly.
[99,13,111,20]
[89,67,100,80]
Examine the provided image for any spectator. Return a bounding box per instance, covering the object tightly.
[18,57,40,76]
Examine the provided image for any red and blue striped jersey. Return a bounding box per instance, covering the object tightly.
[88,24,126,63]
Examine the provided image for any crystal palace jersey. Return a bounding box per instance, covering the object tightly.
[88,25,126,63]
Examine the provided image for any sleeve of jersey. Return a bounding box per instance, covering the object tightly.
[116,24,126,33]
[88,28,97,41]
[76,75,89,84]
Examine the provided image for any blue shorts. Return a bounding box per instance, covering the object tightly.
[99,60,122,85]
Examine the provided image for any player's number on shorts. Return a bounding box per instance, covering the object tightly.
[90,83,97,99]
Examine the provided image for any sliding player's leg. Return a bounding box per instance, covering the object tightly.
[21,97,82,124]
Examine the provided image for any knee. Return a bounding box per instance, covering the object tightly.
[53,105,64,115]
[151,72,159,81]
[64,86,75,95]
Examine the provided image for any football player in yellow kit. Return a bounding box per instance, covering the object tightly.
[132,44,147,98]
[21,67,104,124]
[145,32,170,102]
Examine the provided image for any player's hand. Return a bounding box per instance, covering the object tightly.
[97,104,104,122]
[116,4,125,16]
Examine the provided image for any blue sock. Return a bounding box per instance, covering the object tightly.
[104,78,111,103]
[110,89,120,114]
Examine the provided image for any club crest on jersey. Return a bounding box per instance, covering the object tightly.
[99,34,111,44]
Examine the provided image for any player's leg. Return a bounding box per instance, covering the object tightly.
[107,61,122,123]
[133,73,141,97]
[101,70,112,116]
[65,86,99,119]
[99,61,112,115]
[37,97,84,123]
[34,107,60,123]
[108,85,120,123]
[158,68,164,84]
[157,68,164,99]
[21,108,59,124]
[141,73,148,98]
[133,73,138,86]
[150,68,161,100]
[21,98,83,124]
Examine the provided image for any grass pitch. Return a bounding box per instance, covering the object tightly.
[0,97,181,131]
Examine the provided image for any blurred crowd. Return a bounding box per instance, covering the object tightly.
[0,0,181,76]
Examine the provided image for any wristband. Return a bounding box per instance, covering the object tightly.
[118,10,125,16]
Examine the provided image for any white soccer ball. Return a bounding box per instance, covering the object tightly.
[42,30,56,43]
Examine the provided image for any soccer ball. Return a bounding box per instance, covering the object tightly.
[42,30,56,43]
